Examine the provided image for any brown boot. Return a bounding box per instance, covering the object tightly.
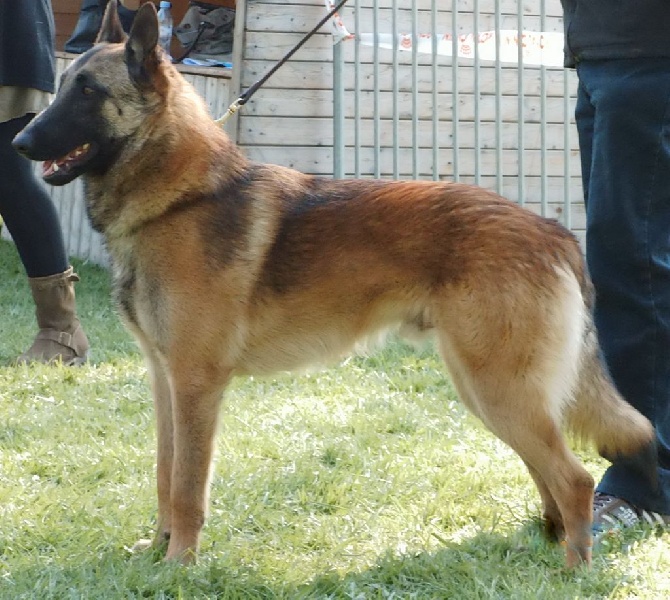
[17,266,89,366]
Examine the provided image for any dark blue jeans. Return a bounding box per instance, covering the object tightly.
[576,58,670,515]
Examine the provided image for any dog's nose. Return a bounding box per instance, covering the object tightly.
[12,128,36,158]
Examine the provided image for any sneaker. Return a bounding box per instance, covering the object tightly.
[592,492,670,545]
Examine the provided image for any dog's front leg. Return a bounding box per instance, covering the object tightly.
[129,341,175,554]
[164,365,229,563]
[150,354,174,548]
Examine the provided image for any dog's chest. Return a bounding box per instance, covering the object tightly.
[110,248,170,346]
[111,256,140,327]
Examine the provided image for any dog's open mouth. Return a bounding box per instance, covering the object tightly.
[42,142,95,182]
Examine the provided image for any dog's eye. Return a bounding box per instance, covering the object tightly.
[82,86,95,96]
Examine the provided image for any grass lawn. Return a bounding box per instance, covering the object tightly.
[0,238,668,599]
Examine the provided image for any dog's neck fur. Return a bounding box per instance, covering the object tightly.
[84,65,248,242]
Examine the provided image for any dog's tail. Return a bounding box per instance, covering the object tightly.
[565,310,657,486]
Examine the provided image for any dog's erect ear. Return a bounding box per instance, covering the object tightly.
[125,3,161,89]
[96,0,127,44]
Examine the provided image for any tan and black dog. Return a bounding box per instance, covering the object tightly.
[13,1,657,567]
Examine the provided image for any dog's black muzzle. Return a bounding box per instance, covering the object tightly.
[12,108,101,186]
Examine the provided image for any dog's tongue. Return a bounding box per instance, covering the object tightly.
[42,143,92,178]
[42,160,58,178]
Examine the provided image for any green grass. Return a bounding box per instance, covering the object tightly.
[0,238,668,599]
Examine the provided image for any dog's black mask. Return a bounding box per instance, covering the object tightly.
[12,51,126,186]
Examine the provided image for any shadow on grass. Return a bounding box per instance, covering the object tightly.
[2,523,631,600]
[299,526,627,600]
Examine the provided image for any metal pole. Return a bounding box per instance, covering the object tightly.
[333,40,344,179]
[452,0,460,181]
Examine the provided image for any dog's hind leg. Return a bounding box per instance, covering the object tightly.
[502,412,594,567]
[465,374,594,567]
[435,347,566,545]
[522,459,565,542]
[436,326,594,567]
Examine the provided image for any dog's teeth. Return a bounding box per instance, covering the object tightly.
[53,163,60,172]
[82,143,90,151]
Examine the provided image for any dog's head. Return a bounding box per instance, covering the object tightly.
[13,0,166,186]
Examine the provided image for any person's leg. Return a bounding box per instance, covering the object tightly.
[576,58,670,516]
[0,114,89,364]
[0,115,68,277]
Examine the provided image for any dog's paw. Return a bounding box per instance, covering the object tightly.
[129,532,168,552]
[129,538,154,554]
[164,545,198,565]
[542,512,565,543]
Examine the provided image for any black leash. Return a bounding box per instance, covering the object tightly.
[174,21,208,64]
[215,0,349,125]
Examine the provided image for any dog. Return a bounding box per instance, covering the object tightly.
[13,1,657,568]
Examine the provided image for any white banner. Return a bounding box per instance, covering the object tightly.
[325,1,565,68]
